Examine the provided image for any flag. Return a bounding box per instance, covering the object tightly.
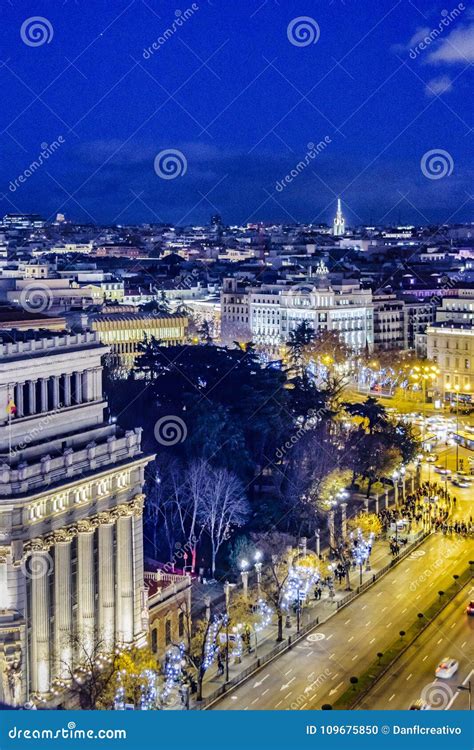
[6,399,16,416]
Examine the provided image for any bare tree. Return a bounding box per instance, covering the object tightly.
[198,466,250,576]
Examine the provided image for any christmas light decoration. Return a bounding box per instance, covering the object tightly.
[254,599,273,632]
[282,564,320,611]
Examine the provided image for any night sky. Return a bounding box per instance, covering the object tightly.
[0,0,472,226]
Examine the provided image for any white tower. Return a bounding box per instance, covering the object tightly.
[333,197,345,236]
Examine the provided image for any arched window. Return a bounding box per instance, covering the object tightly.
[151,627,158,653]
[178,611,185,637]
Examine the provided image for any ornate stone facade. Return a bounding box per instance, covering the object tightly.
[0,330,154,705]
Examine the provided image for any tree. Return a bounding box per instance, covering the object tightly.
[344,396,388,435]
[141,290,170,314]
[347,513,382,537]
[257,533,293,642]
[198,466,250,576]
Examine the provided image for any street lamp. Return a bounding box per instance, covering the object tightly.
[392,470,399,507]
[240,559,249,599]
[254,551,263,596]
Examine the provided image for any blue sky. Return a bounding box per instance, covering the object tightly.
[0,0,472,226]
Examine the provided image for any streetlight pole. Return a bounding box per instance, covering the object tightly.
[455,384,460,473]
[254,551,262,597]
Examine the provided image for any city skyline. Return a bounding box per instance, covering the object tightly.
[0,0,472,225]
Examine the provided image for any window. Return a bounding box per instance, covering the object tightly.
[178,611,185,638]
[165,619,172,646]
[465,359,470,370]
[151,628,158,653]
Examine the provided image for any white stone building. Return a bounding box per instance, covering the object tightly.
[0,330,154,706]
[426,322,473,398]
[221,275,374,352]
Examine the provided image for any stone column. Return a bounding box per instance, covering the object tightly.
[94,368,102,400]
[131,496,145,643]
[53,530,73,680]
[77,520,96,657]
[98,514,115,651]
[40,378,48,413]
[0,547,9,609]
[116,510,134,646]
[52,376,60,410]
[63,374,71,407]
[29,542,52,695]
[74,372,83,404]
[28,380,37,415]
[15,383,25,417]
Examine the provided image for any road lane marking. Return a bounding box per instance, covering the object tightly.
[361,605,367,610]
[365,621,371,626]
[406,673,413,681]
[401,608,407,614]
[326,634,334,640]
[308,672,315,680]
[348,636,354,642]
[253,675,269,688]
[450,623,456,629]
[331,673,340,680]
[376,592,383,597]
[381,607,387,612]
[344,618,351,624]
[369,638,376,644]
[437,638,443,644]
[285,668,293,676]
[275,700,282,708]
[262,689,269,696]
[352,654,358,661]
[461,641,466,648]
[299,702,308,710]
[388,694,396,702]
[329,653,336,659]
[422,655,428,661]
[284,692,293,700]
[251,697,259,705]
[386,622,392,627]
[329,681,344,696]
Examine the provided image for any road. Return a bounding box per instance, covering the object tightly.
[210,533,472,710]
[359,586,474,710]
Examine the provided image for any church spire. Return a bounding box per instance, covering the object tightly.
[333,197,345,236]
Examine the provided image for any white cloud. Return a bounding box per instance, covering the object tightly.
[425,75,453,96]
[427,22,474,63]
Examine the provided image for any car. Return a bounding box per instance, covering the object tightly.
[466,601,474,617]
[434,465,451,475]
[425,454,438,463]
[435,658,459,679]
[409,699,431,710]
[452,478,471,488]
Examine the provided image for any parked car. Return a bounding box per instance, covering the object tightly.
[434,465,451,475]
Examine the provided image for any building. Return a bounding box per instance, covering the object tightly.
[333,198,345,237]
[145,569,192,659]
[83,311,188,371]
[0,329,154,706]
[373,295,405,350]
[426,322,473,399]
[221,270,374,352]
